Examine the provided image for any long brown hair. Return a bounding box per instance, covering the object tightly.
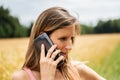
[23,6,80,80]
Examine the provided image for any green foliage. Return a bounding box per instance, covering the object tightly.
[0,6,29,38]
[81,19,120,34]
[94,19,120,33]
[27,22,33,36]
[90,43,120,80]
[0,5,120,37]
[81,24,94,34]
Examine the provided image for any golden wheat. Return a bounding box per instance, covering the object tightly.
[0,34,120,80]
[70,34,120,64]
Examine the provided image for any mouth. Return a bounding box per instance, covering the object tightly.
[60,52,68,58]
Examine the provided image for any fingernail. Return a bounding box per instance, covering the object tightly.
[58,50,61,52]
[54,44,57,47]
[41,44,44,47]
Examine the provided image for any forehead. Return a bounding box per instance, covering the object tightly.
[51,24,75,36]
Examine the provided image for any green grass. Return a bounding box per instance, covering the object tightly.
[90,43,120,80]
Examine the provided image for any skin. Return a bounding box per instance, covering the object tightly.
[11,24,74,80]
[40,24,75,80]
[11,24,105,80]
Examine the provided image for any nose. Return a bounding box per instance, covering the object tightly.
[65,40,72,50]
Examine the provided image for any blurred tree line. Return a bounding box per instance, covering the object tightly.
[0,6,120,38]
[81,19,120,34]
[0,6,31,38]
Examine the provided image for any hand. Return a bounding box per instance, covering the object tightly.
[40,44,64,80]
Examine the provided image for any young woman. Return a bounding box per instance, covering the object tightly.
[12,6,105,80]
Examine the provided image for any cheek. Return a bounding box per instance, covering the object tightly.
[53,40,64,50]
[50,36,64,50]
[57,42,64,50]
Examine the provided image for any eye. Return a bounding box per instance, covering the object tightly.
[71,37,75,43]
[59,37,67,41]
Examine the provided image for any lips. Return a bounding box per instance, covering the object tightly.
[60,52,68,58]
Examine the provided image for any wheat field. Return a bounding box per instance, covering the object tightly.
[71,33,120,65]
[0,33,120,80]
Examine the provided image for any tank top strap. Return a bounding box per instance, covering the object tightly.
[23,67,36,80]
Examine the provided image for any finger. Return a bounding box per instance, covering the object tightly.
[50,50,61,61]
[40,44,45,58]
[54,56,64,64]
[46,45,57,58]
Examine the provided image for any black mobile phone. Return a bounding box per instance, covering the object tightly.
[34,33,64,67]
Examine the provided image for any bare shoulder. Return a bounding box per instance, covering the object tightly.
[11,70,29,80]
[71,60,106,80]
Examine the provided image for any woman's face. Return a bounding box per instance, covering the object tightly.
[50,24,75,58]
